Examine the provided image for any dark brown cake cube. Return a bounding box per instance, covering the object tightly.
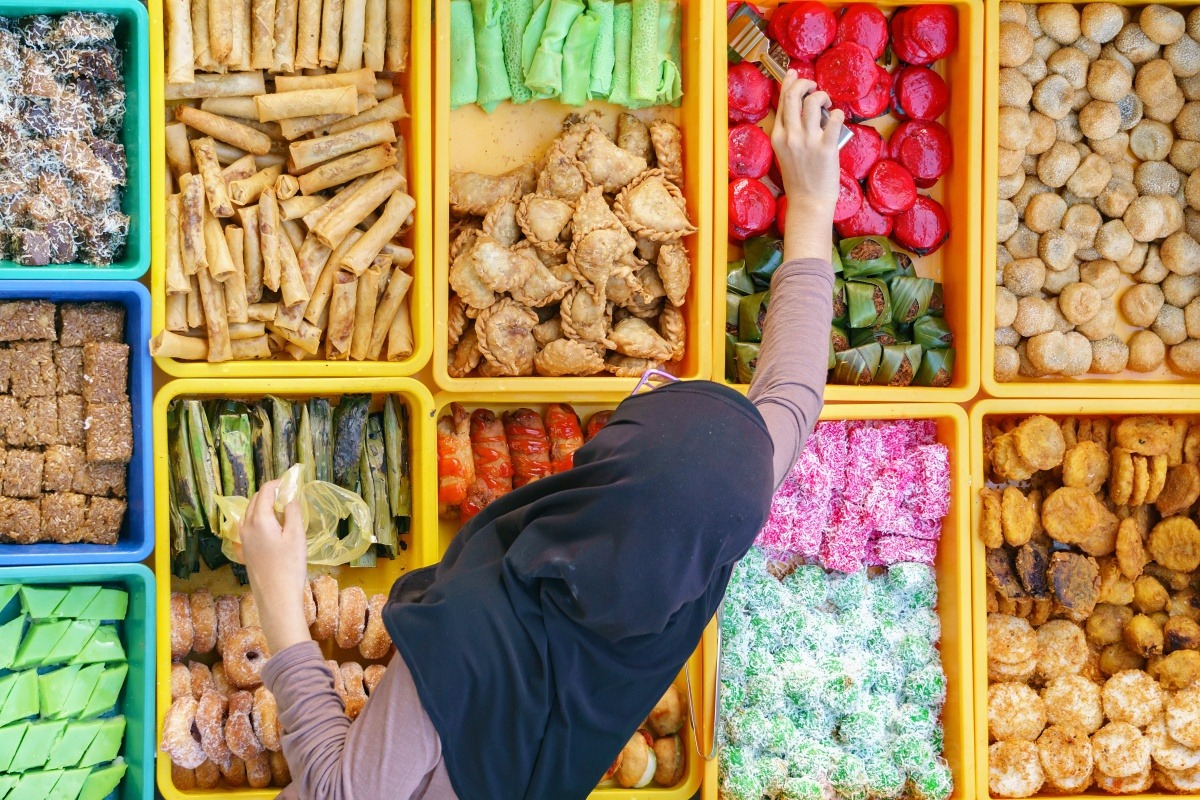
[2,449,43,498]
[9,341,56,398]
[23,397,57,447]
[43,445,82,493]
[82,342,128,402]
[57,394,84,447]
[59,303,124,346]
[84,400,131,462]
[55,346,83,395]
[0,300,56,341]
[81,496,124,544]
[0,498,41,544]
[41,492,86,543]
[72,460,125,498]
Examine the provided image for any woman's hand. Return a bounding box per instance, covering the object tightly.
[242,480,312,654]
[771,71,844,263]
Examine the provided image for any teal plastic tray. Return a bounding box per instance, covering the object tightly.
[0,564,154,800]
[0,0,149,279]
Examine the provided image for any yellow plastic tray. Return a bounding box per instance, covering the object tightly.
[430,392,705,800]
[703,402,975,800]
[711,0,983,403]
[153,377,437,800]
[147,0,433,379]
[431,0,714,392]
[968,398,1200,800]
[981,0,1200,398]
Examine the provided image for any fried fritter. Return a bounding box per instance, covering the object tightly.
[993,433,1037,482]
[1131,455,1151,507]
[1111,447,1135,506]
[1101,642,1148,677]
[1098,558,1135,605]
[1166,687,1200,748]
[1043,675,1105,733]
[1061,417,1079,450]
[1090,418,1112,450]
[1038,726,1094,792]
[1088,604,1135,647]
[989,682,1047,741]
[1092,721,1152,778]
[1164,616,1200,652]
[1015,541,1051,598]
[989,612,1038,664]
[1147,455,1168,504]
[989,740,1045,798]
[1157,464,1200,517]
[1115,416,1175,457]
[1062,440,1111,493]
[1125,614,1165,658]
[1014,415,1068,470]
[1147,517,1200,572]
[1156,649,1200,690]
[1169,419,1190,467]
[981,488,1004,548]
[1186,422,1200,465]
[1003,487,1038,546]
[1116,518,1149,580]
[1036,619,1089,680]
[1049,551,1102,622]
[988,547,1029,600]
[1134,576,1169,613]
[1102,669,1163,727]
[1042,486,1119,547]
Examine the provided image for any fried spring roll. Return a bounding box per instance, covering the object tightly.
[234,336,273,358]
[224,226,251,324]
[268,320,322,354]
[321,93,406,137]
[259,187,282,292]
[275,67,375,94]
[250,0,277,68]
[233,0,254,70]
[200,96,258,119]
[305,229,362,323]
[289,119,397,171]
[191,0,214,70]
[339,0,367,72]
[294,0,322,68]
[255,86,358,122]
[276,93,378,139]
[165,122,193,179]
[280,196,325,220]
[165,72,267,101]
[229,164,283,206]
[297,143,396,195]
[363,0,385,72]
[367,267,411,359]
[177,106,274,156]
[203,212,238,282]
[279,226,309,307]
[222,154,258,184]
[350,260,384,359]
[297,234,332,293]
[166,292,190,332]
[197,266,234,362]
[238,205,264,303]
[192,137,235,217]
[281,219,306,253]
[327,271,358,359]
[180,173,208,274]
[311,166,403,247]
[274,299,307,331]
[209,0,234,64]
[318,0,344,67]
[386,297,412,361]
[150,330,209,359]
[275,174,300,200]
[166,194,191,294]
[248,302,278,322]
[228,322,266,339]
[301,175,370,228]
[374,77,395,99]
[187,274,205,328]
[380,240,413,266]
[273,0,299,72]
[340,190,414,274]
[384,0,409,72]
[166,0,196,83]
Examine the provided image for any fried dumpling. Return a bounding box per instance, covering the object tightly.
[517,193,575,255]
[534,338,606,376]
[614,169,696,241]
[482,196,521,246]
[449,234,498,310]
[605,268,643,307]
[659,301,685,361]
[510,247,574,307]
[447,293,469,349]
[567,187,636,289]
[449,164,536,216]
[610,317,674,361]
[476,298,538,376]
[536,132,591,201]
[605,352,663,377]
[465,233,536,294]
[649,121,683,185]
[578,127,648,193]
[448,327,482,377]
[532,316,564,347]
[617,113,654,163]
[560,286,613,346]
[656,241,690,307]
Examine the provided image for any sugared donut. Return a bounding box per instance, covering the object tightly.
[171,763,195,790]
[336,587,368,649]
[196,691,232,770]
[225,690,264,760]
[215,594,241,653]
[303,582,317,627]
[190,589,217,654]
[189,662,214,699]
[222,627,269,690]
[269,750,291,787]
[245,751,272,789]
[311,576,338,642]
[171,663,191,701]
[240,593,260,627]
[194,760,221,789]
[360,594,391,660]
[170,592,193,662]
[220,756,247,787]
[252,686,281,752]
[364,664,386,695]
[340,662,367,720]
[161,696,206,769]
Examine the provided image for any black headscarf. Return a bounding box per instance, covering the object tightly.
[382,381,775,800]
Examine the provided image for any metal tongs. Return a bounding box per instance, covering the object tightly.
[728,4,854,150]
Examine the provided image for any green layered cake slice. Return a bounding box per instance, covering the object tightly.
[18,588,67,620]
[0,672,39,727]
[75,591,127,622]
[11,621,70,671]
[46,767,90,800]
[0,723,29,772]
[0,774,17,800]
[57,666,103,722]
[79,664,126,720]
[45,720,103,771]
[9,770,64,800]
[10,720,66,773]
[50,588,101,621]
[0,616,27,671]
[77,717,123,769]
[37,666,80,720]
[76,762,125,800]
[42,623,99,668]
[0,586,20,616]
[70,627,123,666]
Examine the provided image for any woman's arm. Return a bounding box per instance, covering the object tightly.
[746,73,842,487]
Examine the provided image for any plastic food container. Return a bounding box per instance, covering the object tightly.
[431,0,715,392]
[431,392,707,800]
[153,377,436,800]
[0,562,156,800]
[0,281,153,565]
[0,0,150,279]
[712,0,982,402]
[146,0,433,379]
[981,0,1200,398]
[703,402,974,800]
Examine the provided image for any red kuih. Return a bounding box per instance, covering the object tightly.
[815,41,877,102]
[895,120,953,187]
[729,178,777,240]
[773,60,817,109]
[728,62,773,124]
[843,64,892,121]
[767,1,837,62]
[835,201,893,238]
[834,4,889,59]
[892,65,949,120]
[866,159,917,215]
[834,172,864,223]
[840,123,884,180]
[891,6,958,66]
[893,195,949,254]
[729,123,774,180]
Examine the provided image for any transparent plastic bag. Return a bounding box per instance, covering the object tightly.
[214,464,374,566]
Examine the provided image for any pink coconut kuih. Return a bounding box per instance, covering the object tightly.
[756,419,950,571]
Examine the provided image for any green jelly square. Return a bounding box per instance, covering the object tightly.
[9,770,64,800]
[75,591,127,622]
[50,589,101,621]
[0,586,20,617]
[0,723,29,772]
[42,622,99,669]
[0,671,39,727]
[10,720,65,773]
[69,627,123,667]
[46,767,90,800]
[37,667,80,721]
[76,762,125,800]
[57,666,103,722]
[0,774,17,800]
[0,673,19,716]
[11,621,70,670]
[78,717,123,769]
[0,616,27,671]
[45,720,103,771]
[18,588,67,620]
[80,664,126,720]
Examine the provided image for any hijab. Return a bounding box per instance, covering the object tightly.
[382,381,775,800]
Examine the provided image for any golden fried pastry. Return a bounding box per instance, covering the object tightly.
[1131,455,1151,507]
[1110,447,1136,505]
[981,488,1004,548]
[1148,516,1200,572]
[617,113,653,161]
[1147,455,1168,504]
[190,589,217,655]
[1157,463,1200,516]
[1124,613,1165,657]
[476,298,539,376]
[649,121,683,185]
[1093,721,1152,777]
[335,586,368,650]
[268,750,291,787]
[613,170,696,241]
[1043,675,1105,733]
[605,352,662,377]
[1116,416,1176,456]
[990,740,1045,798]
[511,250,574,308]
[536,126,592,201]
[1063,440,1110,492]
[449,233,500,310]
[473,235,539,294]
[1088,604,1132,647]
[560,287,614,347]
[448,328,483,378]
[992,433,1037,481]
[239,594,259,628]
[1186,422,1200,465]
[449,165,537,216]
[534,338,606,377]
[1116,518,1149,580]
[360,594,392,661]
[311,575,338,642]
[1103,669,1164,726]
[1002,487,1038,547]
[1037,725,1094,792]
[482,197,521,247]
[196,690,231,770]
[577,127,648,193]
[189,662,215,700]
[1014,415,1067,470]
[340,662,368,720]
[532,317,564,348]
[171,592,193,662]
[162,696,207,769]
[252,686,281,752]
[171,663,192,701]
[989,682,1047,741]
[447,295,469,350]
[194,760,220,789]
[1101,642,1148,678]
[610,317,674,362]
[222,626,269,690]
[1156,650,1200,691]
[516,194,575,255]
[1036,619,1089,680]
[1043,487,1118,546]
[225,690,264,760]
[655,241,690,308]
[220,756,247,787]
[659,302,685,361]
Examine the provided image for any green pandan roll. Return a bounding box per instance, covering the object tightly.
[654,0,681,106]
[587,0,615,98]
[525,0,586,98]
[629,0,660,103]
[472,0,513,111]
[561,10,600,105]
[522,0,552,85]
[501,0,535,102]
[606,1,634,106]
[449,0,479,108]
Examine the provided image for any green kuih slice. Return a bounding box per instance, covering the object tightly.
[472,0,513,111]
[71,626,124,666]
[560,10,600,106]
[628,0,659,103]
[43,621,100,667]
[80,663,127,720]
[525,0,586,98]
[450,0,479,108]
[77,761,126,800]
[12,621,70,671]
[37,665,81,720]
[587,0,615,98]
[0,775,14,798]
[46,767,91,800]
[18,588,67,621]
[10,769,63,799]
[45,720,105,770]
[78,717,124,769]
[606,0,634,106]
[78,590,127,622]
[0,671,39,727]
[0,616,27,670]
[501,0,536,103]
[58,665,104,722]
[10,719,66,773]
[0,723,28,771]
[0,586,19,616]
[49,587,101,621]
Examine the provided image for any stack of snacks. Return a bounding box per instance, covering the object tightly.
[981,413,1200,795]
[0,13,131,266]
[0,301,131,546]
[446,114,693,378]
[719,549,952,800]
[0,584,131,799]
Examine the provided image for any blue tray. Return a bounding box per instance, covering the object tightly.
[0,0,150,279]
[0,282,152,565]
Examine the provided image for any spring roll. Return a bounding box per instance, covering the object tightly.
[375,77,395,99]
[380,240,414,266]
[278,226,310,307]
[297,234,332,293]
[311,166,403,247]
[196,266,234,361]
[165,72,267,101]
[294,0,321,67]
[301,175,370,227]
[166,194,191,294]
[385,0,409,71]
[223,226,251,323]
[229,0,250,69]
[166,0,196,83]
[273,0,299,72]
[238,205,264,303]
[386,296,413,361]
[209,0,234,64]
[327,270,358,359]
[229,164,283,205]
[268,320,322,354]
[277,93,378,139]
[213,141,250,164]
[305,228,362,322]
[259,187,282,291]
[187,274,205,328]
[222,154,258,184]
[340,190,414,274]
[191,0,214,70]
[203,212,238,282]
[228,322,266,339]
[250,0,277,68]
[255,86,358,122]
[321,93,406,136]
[349,260,384,359]
[191,137,235,217]
[366,266,411,359]
[165,122,193,179]
[275,174,300,200]
[276,67,375,94]
[337,0,367,71]
[150,330,209,359]
[233,336,273,358]
[247,302,278,322]
[289,119,396,172]
[363,0,386,72]
[180,174,208,274]
[176,106,273,157]
[166,293,190,333]
[298,143,396,195]
[200,97,259,119]
[281,219,306,253]
[274,298,307,331]
[280,196,325,220]
[319,0,345,67]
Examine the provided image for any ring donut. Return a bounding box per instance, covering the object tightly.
[240,593,260,627]
[195,760,221,789]
[311,576,338,642]
[225,690,265,759]
[161,696,206,769]
[252,686,282,752]
[336,587,368,649]
[215,594,241,653]
[196,690,232,770]
[170,592,193,662]
[327,659,346,696]
[340,662,367,720]
[171,663,192,701]
[359,594,391,660]
[190,589,218,654]
[222,627,270,690]
[212,661,233,696]
[171,763,195,790]
[303,582,317,627]
[269,750,291,787]
[364,664,386,696]
[220,756,247,787]
[245,751,272,789]
[188,662,214,699]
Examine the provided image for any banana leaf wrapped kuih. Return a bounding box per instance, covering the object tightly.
[350,427,376,569]
[839,236,895,278]
[738,291,769,344]
[735,342,759,384]
[368,414,399,558]
[268,396,296,477]
[832,343,882,385]
[830,325,850,353]
[827,337,835,370]
[744,234,783,289]
[297,404,315,484]
[831,244,842,275]
[725,293,741,336]
[308,398,333,483]
[332,394,372,489]
[846,278,891,329]
[726,259,754,296]
[890,276,935,325]
[849,322,898,349]
[383,396,411,530]
[913,315,953,350]
[874,343,924,387]
[185,400,221,532]
[168,401,204,532]
[832,278,847,325]
[892,250,917,278]
[914,347,955,387]
[928,282,945,317]
[249,405,274,485]
[218,409,255,498]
